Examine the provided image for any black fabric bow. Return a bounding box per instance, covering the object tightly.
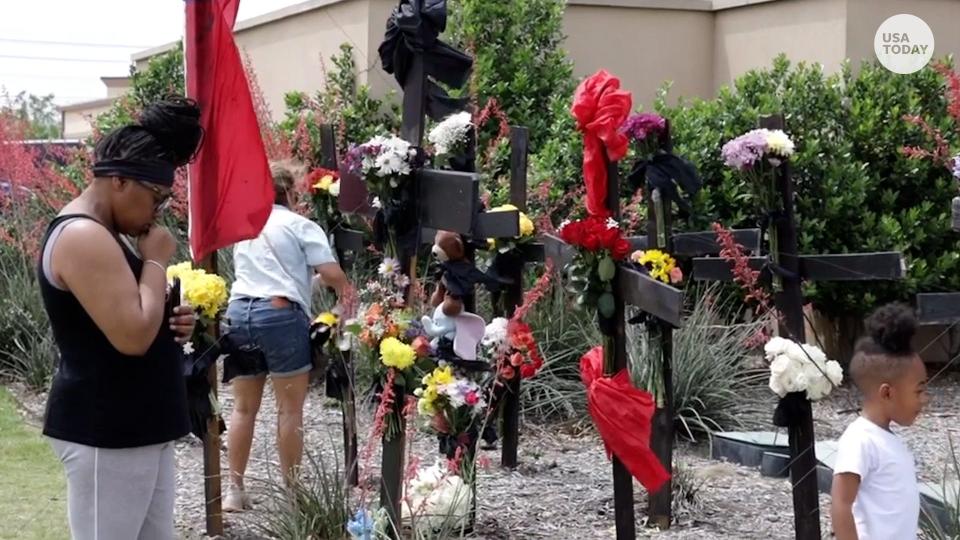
[378,0,473,121]
[773,391,809,427]
[373,198,420,257]
[627,150,702,212]
[183,342,226,440]
[438,427,478,459]
[440,259,504,298]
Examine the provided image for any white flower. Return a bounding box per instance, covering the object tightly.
[765,129,795,158]
[557,219,571,232]
[428,111,473,155]
[482,317,509,349]
[182,341,195,355]
[764,336,792,360]
[328,180,340,197]
[769,354,801,397]
[605,217,619,230]
[403,462,472,532]
[378,257,400,276]
[825,360,844,386]
[371,196,382,209]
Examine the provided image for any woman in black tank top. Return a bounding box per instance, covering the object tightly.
[39,97,203,539]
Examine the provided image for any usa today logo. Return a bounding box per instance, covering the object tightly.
[874,14,935,74]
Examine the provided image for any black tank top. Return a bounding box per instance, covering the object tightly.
[39,214,189,448]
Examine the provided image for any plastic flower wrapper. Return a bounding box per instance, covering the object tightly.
[428,111,473,157]
[347,507,389,540]
[952,154,960,180]
[402,461,472,534]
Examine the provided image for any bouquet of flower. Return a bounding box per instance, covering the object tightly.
[558,215,632,318]
[765,336,843,401]
[621,112,667,156]
[343,256,433,438]
[402,461,473,534]
[480,317,544,381]
[630,249,683,285]
[721,128,796,211]
[428,111,473,158]
[343,134,417,202]
[304,167,342,229]
[484,204,536,254]
[415,365,487,459]
[166,261,228,356]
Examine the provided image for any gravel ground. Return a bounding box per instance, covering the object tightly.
[10,371,960,539]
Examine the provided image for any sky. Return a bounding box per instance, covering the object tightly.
[0,0,305,106]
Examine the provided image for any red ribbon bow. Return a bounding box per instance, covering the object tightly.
[571,70,632,217]
[579,345,670,493]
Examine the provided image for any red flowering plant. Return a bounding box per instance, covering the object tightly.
[557,214,632,319]
[302,167,344,230]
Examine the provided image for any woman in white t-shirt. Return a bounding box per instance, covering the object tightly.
[832,303,930,540]
[222,162,349,512]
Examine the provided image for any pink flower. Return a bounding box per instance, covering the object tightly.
[669,266,683,284]
[465,391,479,406]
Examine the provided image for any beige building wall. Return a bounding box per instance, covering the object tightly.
[61,100,114,139]
[563,3,715,110]
[845,0,960,68]
[712,0,848,89]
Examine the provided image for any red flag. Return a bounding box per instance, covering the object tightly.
[185,0,274,262]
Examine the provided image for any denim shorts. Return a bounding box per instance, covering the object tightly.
[224,298,312,378]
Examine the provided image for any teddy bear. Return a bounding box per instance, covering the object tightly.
[420,230,492,362]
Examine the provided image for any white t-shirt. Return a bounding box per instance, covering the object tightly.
[833,416,920,540]
[229,205,337,316]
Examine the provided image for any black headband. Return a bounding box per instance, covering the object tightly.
[92,159,176,187]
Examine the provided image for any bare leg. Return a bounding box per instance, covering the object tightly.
[271,372,310,486]
[226,375,266,500]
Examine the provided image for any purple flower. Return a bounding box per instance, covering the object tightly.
[952,155,960,180]
[721,129,770,171]
[621,113,666,143]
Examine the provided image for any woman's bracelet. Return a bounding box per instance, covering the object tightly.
[144,259,167,275]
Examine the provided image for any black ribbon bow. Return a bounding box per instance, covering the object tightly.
[378,0,473,121]
[183,342,226,440]
[439,259,505,298]
[773,391,809,428]
[627,150,702,212]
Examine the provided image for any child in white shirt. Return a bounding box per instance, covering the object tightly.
[831,303,930,540]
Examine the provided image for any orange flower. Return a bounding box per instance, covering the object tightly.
[412,336,431,357]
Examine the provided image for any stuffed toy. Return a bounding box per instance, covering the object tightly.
[420,230,492,361]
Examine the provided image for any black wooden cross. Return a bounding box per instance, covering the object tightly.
[340,2,522,529]
[690,115,906,540]
[541,155,684,540]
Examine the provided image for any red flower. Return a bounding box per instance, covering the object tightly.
[465,391,479,406]
[500,365,516,380]
[520,364,537,379]
[412,336,431,357]
[559,219,584,246]
[611,238,632,261]
[510,351,523,367]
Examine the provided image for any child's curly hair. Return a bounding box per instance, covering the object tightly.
[850,303,918,389]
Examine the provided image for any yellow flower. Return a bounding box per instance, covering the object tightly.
[313,174,334,192]
[431,366,454,386]
[182,271,228,319]
[631,249,677,285]
[315,312,339,326]
[379,337,416,370]
[166,261,198,284]
[488,204,535,241]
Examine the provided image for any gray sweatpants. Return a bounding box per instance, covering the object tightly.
[49,438,177,540]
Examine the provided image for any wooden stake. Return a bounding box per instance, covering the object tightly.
[200,254,223,537]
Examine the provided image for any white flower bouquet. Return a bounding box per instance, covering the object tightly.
[428,111,473,157]
[343,134,417,200]
[765,336,843,401]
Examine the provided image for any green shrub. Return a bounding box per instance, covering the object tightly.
[656,55,959,318]
[448,0,574,151]
[0,245,55,390]
[281,43,400,163]
[95,45,184,136]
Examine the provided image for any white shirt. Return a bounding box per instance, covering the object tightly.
[833,416,920,540]
[229,205,337,316]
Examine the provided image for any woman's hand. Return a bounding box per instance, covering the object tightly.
[170,305,197,343]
